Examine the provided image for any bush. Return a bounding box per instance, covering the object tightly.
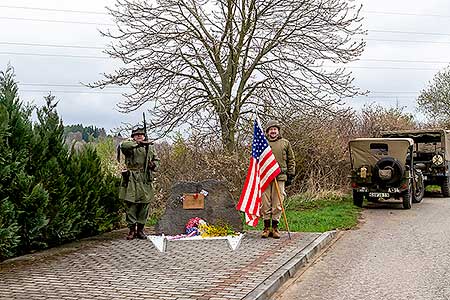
[0,199,20,260]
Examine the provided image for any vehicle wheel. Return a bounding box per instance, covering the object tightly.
[442,177,450,198]
[413,171,425,203]
[353,190,363,207]
[402,181,412,209]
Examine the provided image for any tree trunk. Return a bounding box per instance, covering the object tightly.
[219,116,236,153]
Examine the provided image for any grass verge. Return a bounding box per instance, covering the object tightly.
[425,185,441,193]
[244,192,360,233]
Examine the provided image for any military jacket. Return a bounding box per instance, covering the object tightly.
[119,139,160,203]
[267,136,295,181]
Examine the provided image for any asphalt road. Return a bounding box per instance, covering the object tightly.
[273,196,450,300]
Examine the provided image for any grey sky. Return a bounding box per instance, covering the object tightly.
[349,0,450,118]
[1,0,449,134]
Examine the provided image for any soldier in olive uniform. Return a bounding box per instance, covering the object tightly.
[119,126,160,240]
[261,120,295,239]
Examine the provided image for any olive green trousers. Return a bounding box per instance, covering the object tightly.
[125,201,150,227]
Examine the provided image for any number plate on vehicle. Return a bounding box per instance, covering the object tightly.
[369,192,390,198]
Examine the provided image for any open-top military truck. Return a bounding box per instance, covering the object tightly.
[349,138,425,209]
[382,129,450,197]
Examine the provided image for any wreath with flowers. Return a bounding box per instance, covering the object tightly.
[185,217,207,236]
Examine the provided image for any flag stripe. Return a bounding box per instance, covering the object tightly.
[239,159,255,206]
[244,159,258,214]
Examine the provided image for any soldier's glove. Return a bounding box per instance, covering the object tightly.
[148,160,156,171]
[286,175,294,187]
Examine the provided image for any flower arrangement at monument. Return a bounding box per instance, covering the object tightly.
[198,222,237,237]
[185,217,207,236]
[185,217,238,237]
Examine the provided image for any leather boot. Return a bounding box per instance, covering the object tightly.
[261,220,271,238]
[272,220,281,239]
[126,225,136,240]
[136,223,147,239]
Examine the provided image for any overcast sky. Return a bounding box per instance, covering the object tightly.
[1,0,450,134]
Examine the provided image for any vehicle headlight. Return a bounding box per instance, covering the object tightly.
[432,154,444,166]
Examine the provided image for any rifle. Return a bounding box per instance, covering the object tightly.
[116,144,121,162]
[143,112,149,176]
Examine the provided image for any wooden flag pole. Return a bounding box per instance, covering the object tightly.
[274,178,291,240]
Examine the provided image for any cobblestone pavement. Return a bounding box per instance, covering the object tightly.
[275,197,450,300]
[0,230,333,300]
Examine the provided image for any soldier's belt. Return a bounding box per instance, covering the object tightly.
[128,167,145,171]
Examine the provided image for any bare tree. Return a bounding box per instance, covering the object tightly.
[418,66,450,124]
[92,0,365,152]
[354,104,417,138]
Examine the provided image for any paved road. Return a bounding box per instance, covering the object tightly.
[274,197,450,300]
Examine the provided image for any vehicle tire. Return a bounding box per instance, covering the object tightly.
[442,177,450,198]
[372,157,404,186]
[402,181,412,209]
[353,190,363,208]
[413,170,425,203]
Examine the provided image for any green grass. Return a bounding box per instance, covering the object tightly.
[425,185,441,193]
[244,193,361,233]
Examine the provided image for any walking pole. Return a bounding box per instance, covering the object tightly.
[273,178,291,240]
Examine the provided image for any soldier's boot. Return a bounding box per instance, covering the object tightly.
[126,225,136,240]
[136,223,147,240]
[272,220,281,239]
[261,220,271,238]
[268,224,274,237]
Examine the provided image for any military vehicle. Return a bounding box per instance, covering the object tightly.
[382,129,450,197]
[349,138,424,209]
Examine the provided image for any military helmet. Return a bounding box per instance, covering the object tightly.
[265,119,281,133]
[131,126,145,137]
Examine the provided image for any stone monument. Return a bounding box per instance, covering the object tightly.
[155,179,243,235]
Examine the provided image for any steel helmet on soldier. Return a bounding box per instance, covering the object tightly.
[131,126,145,137]
[265,120,281,133]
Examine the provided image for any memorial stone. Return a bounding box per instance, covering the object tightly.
[156,179,243,235]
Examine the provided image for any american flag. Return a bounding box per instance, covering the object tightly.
[236,119,281,226]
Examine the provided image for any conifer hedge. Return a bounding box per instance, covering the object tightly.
[0,66,122,261]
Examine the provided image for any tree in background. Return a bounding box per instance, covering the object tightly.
[95,137,123,176]
[92,0,365,151]
[417,66,450,125]
[64,124,107,142]
[355,104,417,137]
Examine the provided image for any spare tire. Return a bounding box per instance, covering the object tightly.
[372,157,404,186]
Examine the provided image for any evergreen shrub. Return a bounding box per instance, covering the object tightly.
[0,66,121,260]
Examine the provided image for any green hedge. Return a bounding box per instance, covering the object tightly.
[0,66,122,260]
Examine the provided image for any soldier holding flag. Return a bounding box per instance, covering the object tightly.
[262,120,295,239]
[236,118,294,239]
[119,122,160,240]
